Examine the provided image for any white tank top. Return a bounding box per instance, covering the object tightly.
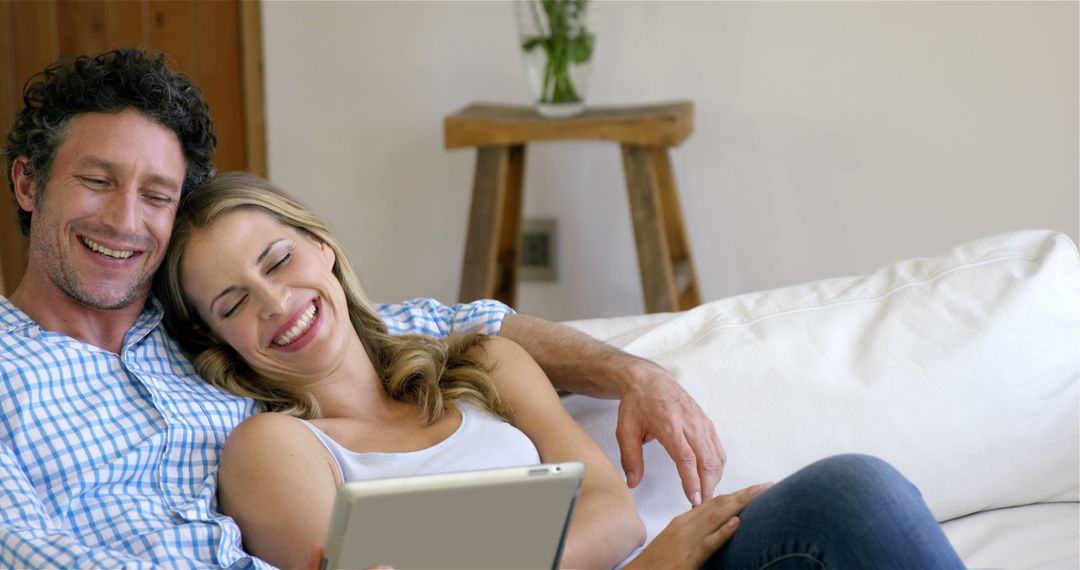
[299,404,541,482]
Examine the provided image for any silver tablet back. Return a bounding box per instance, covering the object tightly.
[323,462,584,570]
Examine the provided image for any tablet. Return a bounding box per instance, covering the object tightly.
[322,462,585,570]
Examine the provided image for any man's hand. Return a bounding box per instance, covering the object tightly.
[497,313,726,505]
[615,358,726,505]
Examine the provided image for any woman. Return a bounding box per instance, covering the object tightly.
[156,173,964,569]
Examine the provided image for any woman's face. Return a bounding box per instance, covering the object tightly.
[179,208,353,384]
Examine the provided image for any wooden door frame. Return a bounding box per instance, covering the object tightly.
[240,0,267,179]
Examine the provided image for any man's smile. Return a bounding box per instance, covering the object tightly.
[80,236,139,260]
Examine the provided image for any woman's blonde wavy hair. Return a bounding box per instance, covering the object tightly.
[154,172,508,423]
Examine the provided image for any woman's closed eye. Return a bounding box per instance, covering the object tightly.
[222,295,248,319]
[267,252,292,274]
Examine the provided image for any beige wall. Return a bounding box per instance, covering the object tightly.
[263,1,1078,321]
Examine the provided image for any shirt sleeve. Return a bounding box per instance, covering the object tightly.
[376,298,515,338]
[0,443,153,569]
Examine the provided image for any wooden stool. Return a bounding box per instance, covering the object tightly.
[443,101,702,314]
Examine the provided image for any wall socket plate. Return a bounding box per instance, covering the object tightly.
[519,218,557,282]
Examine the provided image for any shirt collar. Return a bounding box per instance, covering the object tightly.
[0,294,34,333]
[0,294,166,349]
[125,297,166,349]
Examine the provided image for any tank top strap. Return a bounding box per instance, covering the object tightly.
[297,418,347,484]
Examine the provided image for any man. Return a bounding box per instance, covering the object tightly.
[0,48,722,567]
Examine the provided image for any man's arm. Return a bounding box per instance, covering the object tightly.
[498,313,726,505]
[377,298,513,337]
[0,443,151,568]
[375,298,726,505]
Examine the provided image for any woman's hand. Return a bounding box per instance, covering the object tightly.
[624,483,772,570]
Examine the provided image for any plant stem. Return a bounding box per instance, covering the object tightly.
[525,0,588,105]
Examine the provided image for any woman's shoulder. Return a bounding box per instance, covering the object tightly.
[224,412,323,461]
[233,410,311,435]
[473,335,533,366]
[220,411,342,488]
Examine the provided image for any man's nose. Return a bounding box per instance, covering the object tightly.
[101,186,140,236]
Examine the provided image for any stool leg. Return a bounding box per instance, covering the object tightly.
[459,145,526,306]
[621,144,701,313]
[649,147,702,310]
[495,145,526,304]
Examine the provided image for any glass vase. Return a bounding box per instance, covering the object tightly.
[516,0,595,118]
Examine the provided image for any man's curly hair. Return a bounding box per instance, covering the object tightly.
[3,48,217,235]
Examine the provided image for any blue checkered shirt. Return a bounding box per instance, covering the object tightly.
[0,296,513,568]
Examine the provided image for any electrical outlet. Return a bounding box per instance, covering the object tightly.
[520,218,557,282]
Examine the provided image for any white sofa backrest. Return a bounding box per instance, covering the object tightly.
[564,229,1079,540]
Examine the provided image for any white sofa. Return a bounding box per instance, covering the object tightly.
[562,229,1079,568]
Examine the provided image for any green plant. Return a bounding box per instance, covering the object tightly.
[521,0,594,104]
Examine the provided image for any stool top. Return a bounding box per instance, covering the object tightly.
[444,101,693,149]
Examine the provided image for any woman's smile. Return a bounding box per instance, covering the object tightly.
[270,297,323,351]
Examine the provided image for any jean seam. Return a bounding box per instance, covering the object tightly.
[759,552,826,570]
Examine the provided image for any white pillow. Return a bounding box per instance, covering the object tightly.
[562,229,1079,542]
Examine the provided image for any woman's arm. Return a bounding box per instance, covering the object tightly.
[217,413,340,569]
[476,336,647,569]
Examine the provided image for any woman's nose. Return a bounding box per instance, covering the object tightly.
[258,285,290,320]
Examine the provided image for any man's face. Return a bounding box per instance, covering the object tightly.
[20,109,186,310]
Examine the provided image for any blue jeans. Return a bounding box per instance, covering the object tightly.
[702,454,965,569]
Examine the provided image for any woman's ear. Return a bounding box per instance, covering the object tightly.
[192,320,227,346]
[317,239,336,269]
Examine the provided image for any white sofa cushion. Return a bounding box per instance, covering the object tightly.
[563,230,1079,543]
[941,503,1079,568]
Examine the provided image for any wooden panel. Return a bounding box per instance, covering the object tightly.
[11,1,59,89]
[149,0,195,72]
[239,0,266,177]
[445,102,693,149]
[0,2,15,120]
[56,0,145,54]
[1,0,58,295]
[58,0,109,55]
[0,0,21,294]
[101,0,150,49]
[192,0,244,173]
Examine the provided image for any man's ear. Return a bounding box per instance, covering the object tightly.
[11,156,38,213]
